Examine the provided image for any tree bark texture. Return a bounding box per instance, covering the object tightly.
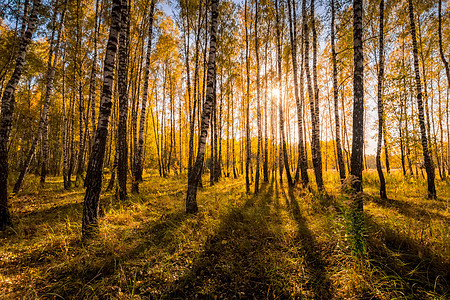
[185,0,218,213]
[408,0,436,198]
[82,0,123,238]
[350,0,364,197]
[376,0,387,199]
[0,0,41,230]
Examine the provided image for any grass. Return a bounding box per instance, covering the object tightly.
[0,169,449,299]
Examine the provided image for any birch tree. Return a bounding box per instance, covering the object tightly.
[407,0,436,199]
[186,0,218,213]
[82,0,124,238]
[0,0,40,230]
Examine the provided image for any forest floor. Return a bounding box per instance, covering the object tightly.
[0,170,449,299]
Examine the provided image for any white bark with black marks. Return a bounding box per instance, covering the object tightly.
[117,0,129,201]
[331,0,345,183]
[186,0,219,214]
[0,0,41,230]
[82,0,124,238]
[407,0,436,199]
[376,0,387,199]
[350,0,364,197]
[133,0,156,193]
[13,1,67,194]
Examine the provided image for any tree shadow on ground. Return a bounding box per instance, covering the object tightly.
[365,213,450,297]
[283,187,334,299]
[12,178,244,298]
[3,210,192,299]
[367,194,449,223]
[164,181,295,299]
[308,189,449,298]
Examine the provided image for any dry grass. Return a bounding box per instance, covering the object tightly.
[0,169,448,299]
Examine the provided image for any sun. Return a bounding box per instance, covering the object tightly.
[271,88,280,98]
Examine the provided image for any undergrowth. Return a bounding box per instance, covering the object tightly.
[0,169,448,299]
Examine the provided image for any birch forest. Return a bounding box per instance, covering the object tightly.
[0,0,449,298]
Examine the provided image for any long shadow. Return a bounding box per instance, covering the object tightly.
[30,210,191,299]
[28,180,249,298]
[164,182,299,299]
[368,194,450,223]
[365,213,450,297]
[2,192,191,298]
[284,187,333,299]
[0,201,83,243]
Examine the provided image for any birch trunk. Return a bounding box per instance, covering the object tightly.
[331,0,345,182]
[276,0,293,187]
[376,0,387,199]
[186,0,218,213]
[75,0,85,184]
[407,0,436,199]
[288,0,308,186]
[132,0,155,193]
[90,0,101,135]
[310,0,323,189]
[350,0,364,196]
[0,0,40,230]
[439,0,450,89]
[62,47,69,189]
[117,0,129,200]
[254,0,262,193]
[82,0,123,238]
[13,1,66,194]
[244,0,251,193]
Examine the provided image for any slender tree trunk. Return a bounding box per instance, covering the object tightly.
[68,86,75,187]
[182,0,191,175]
[331,0,345,182]
[310,0,323,189]
[117,0,129,201]
[376,0,387,199]
[439,0,450,89]
[288,0,308,186]
[383,127,390,173]
[231,81,237,178]
[90,0,101,135]
[186,0,218,213]
[0,0,40,230]
[244,0,251,193]
[217,76,223,180]
[276,0,293,187]
[132,0,155,193]
[254,0,262,193]
[303,0,320,189]
[75,0,85,184]
[226,73,230,177]
[399,93,406,176]
[210,70,216,186]
[446,90,449,176]
[439,0,450,178]
[437,77,446,179]
[106,149,118,192]
[263,23,269,183]
[14,1,66,194]
[408,0,436,199]
[82,0,123,238]
[188,0,203,177]
[350,0,364,196]
[62,47,69,189]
